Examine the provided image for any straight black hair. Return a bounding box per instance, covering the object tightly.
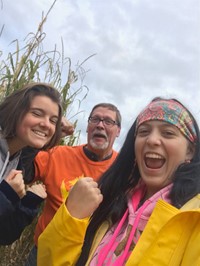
[76,97,200,265]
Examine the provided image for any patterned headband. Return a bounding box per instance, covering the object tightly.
[136,99,197,143]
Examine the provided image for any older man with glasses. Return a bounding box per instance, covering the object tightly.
[25,103,121,266]
[86,103,121,161]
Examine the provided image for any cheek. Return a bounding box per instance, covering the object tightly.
[87,127,94,142]
[16,121,28,136]
[108,131,117,142]
[109,127,120,138]
[166,144,188,167]
[87,127,93,136]
[134,138,142,158]
[50,125,56,136]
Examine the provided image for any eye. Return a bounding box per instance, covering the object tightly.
[104,119,114,125]
[31,110,42,117]
[50,117,58,125]
[161,125,179,138]
[137,127,150,136]
[162,130,176,138]
[92,117,100,123]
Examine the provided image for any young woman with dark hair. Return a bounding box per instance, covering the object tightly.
[38,97,200,265]
[0,82,63,244]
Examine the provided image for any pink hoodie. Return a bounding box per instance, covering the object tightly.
[90,182,172,266]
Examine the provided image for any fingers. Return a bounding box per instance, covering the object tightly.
[61,117,75,137]
[14,173,26,198]
[66,177,103,219]
[27,183,47,199]
[82,177,97,187]
[5,172,26,199]
[5,170,47,199]
[5,169,22,181]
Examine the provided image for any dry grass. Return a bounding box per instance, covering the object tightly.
[0,0,93,264]
[0,215,39,266]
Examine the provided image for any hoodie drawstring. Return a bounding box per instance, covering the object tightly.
[98,198,151,266]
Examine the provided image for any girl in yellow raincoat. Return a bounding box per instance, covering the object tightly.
[38,97,200,265]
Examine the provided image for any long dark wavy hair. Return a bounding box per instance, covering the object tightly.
[76,98,200,265]
[0,82,63,150]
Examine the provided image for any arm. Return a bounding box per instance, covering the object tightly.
[38,177,103,266]
[38,203,89,266]
[0,170,25,217]
[0,193,41,245]
[0,177,46,245]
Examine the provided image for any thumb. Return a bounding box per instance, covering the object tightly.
[5,170,22,181]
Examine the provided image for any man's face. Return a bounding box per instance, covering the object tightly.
[87,107,120,154]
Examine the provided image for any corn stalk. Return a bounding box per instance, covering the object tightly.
[0,0,94,264]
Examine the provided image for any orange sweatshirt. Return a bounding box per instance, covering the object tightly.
[33,144,118,245]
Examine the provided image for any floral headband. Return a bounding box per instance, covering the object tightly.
[136,99,197,143]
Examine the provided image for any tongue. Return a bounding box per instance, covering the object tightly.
[145,158,165,169]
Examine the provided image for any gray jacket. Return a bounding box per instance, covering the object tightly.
[0,135,20,182]
[0,133,43,245]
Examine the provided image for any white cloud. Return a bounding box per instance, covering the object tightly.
[1,0,200,151]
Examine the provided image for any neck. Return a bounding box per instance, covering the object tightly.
[6,138,24,157]
[84,145,112,161]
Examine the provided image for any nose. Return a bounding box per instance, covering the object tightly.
[146,131,161,146]
[39,117,51,129]
[96,120,105,128]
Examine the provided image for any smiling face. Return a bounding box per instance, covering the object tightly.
[87,106,120,158]
[14,95,59,151]
[135,120,194,197]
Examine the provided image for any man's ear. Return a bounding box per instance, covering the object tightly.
[116,127,121,137]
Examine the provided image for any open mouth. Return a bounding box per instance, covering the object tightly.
[144,153,165,169]
[93,133,107,139]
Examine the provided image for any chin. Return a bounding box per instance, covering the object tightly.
[30,142,45,149]
[90,141,109,150]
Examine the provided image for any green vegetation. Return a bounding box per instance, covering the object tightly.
[0,1,92,265]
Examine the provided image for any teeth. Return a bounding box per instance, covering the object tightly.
[33,130,46,137]
[145,153,163,159]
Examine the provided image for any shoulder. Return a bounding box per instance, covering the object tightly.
[35,145,85,161]
[181,194,200,210]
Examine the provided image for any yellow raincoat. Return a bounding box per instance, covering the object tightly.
[38,194,200,266]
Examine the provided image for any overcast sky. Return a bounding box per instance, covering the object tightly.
[1,0,200,150]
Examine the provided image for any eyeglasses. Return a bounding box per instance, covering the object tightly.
[88,116,119,128]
